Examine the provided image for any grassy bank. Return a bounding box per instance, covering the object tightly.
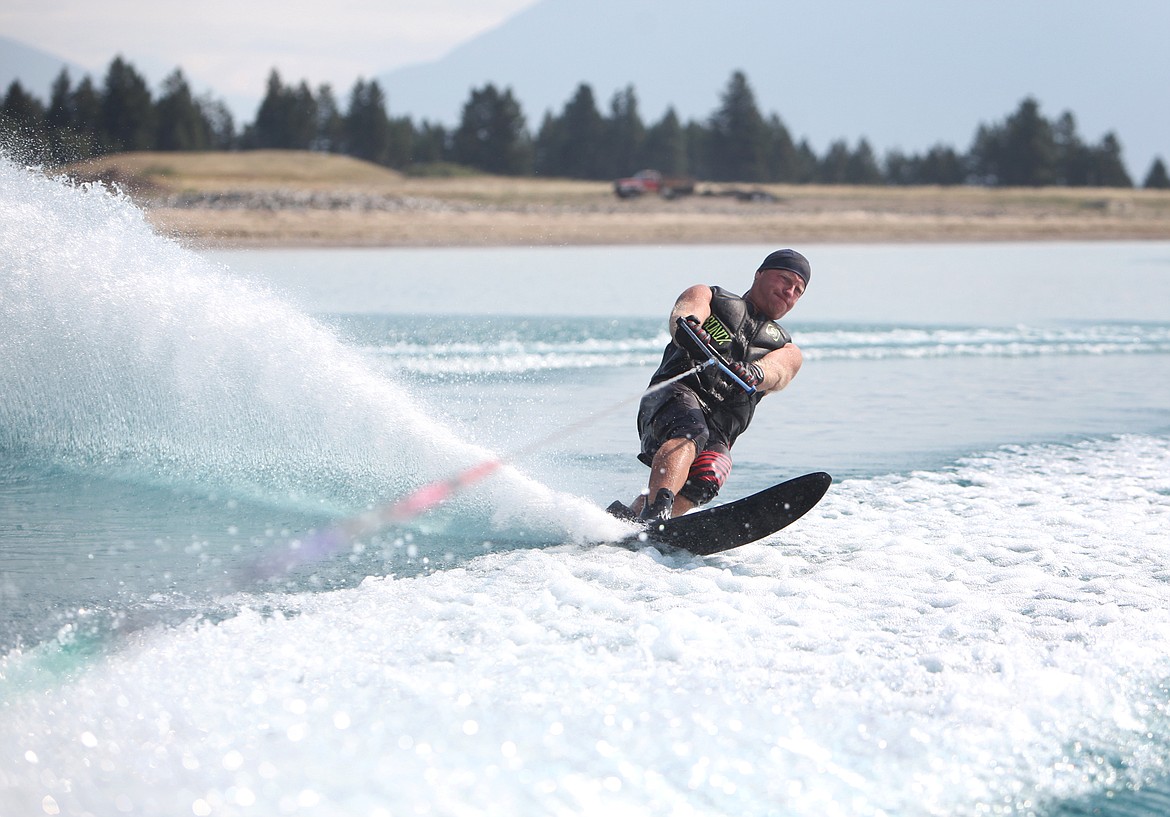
[60,150,1170,248]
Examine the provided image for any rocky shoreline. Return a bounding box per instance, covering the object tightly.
[63,151,1170,248]
[143,186,1170,249]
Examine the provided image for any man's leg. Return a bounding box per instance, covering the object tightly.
[632,436,699,517]
[627,384,709,521]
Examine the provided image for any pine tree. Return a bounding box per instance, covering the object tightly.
[45,69,79,163]
[45,70,73,131]
[762,113,799,182]
[1086,133,1132,187]
[155,69,210,151]
[685,120,711,180]
[1001,97,1058,185]
[38,72,101,161]
[968,123,999,184]
[533,111,565,177]
[844,139,883,184]
[551,84,606,179]
[344,78,392,164]
[1,81,45,126]
[252,70,316,150]
[1,80,48,162]
[314,84,345,152]
[707,71,767,182]
[251,70,287,148]
[452,84,530,175]
[918,145,967,185]
[99,56,156,152]
[970,97,1058,186]
[1052,111,1089,185]
[603,86,644,176]
[288,82,318,149]
[817,140,851,184]
[1143,157,1170,189]
[412,120,449,165]
[197,94,235,150]
[385,115,416,169]
[71,77,101,152]
[642,107,687,176]
[884,149,913,185]
[886,144,966,185]
[793,140,819,184]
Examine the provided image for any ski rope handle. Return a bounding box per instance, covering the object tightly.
[675,316,757,395]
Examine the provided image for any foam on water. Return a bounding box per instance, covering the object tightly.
[0,159,625,543]
[800,324,1170,360]
[340,318,1170,378]
[2,435,1169,816]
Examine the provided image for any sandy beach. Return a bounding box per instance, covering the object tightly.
[65,150,1170,248]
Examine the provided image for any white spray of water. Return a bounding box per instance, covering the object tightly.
[0,158,625,542]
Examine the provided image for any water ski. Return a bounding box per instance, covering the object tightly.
[611,472,832,556]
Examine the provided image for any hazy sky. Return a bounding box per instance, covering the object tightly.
[0,0,540,101]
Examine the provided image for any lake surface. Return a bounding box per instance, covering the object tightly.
[207,241,1170,324]
[206,242,1170,484]
[3,160,1170,816]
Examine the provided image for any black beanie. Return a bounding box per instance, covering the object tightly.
[757,249,811,287]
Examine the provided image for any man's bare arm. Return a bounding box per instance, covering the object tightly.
[755,343,803,395]
[668,285,713,339]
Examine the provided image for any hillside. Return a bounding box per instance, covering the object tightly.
[0,35,89,98]
[377,0,1170,181]
[64,150,407,193]
[55,150,1170,249]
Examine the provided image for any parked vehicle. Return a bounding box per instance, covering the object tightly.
[613,169,696,199]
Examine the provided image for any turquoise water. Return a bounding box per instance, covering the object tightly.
[3,160,1170,816]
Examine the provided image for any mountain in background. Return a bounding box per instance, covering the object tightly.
[0,35,89,98]
[378,0,1170,178]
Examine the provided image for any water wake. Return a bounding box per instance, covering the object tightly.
[331,315,1170,379]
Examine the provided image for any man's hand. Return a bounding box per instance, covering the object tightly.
[698,358,764,401]
[675,315,715,362]
[728,360,764,391]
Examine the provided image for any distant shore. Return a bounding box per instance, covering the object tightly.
[65,150,1170,248]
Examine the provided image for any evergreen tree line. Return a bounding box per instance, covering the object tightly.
[1,58,235,162]
[3,56,1169,189]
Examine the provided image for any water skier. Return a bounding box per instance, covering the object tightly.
[611,249,810,523]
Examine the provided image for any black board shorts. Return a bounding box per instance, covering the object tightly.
[638,383,709,465]
[637,383,733,505]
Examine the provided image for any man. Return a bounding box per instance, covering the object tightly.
[611,249,809,523]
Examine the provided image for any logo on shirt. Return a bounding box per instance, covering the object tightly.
[701,315,733,347]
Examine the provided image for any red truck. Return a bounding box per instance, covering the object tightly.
[613,169,695,200]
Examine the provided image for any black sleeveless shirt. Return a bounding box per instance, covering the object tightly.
[649,286,792,447]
